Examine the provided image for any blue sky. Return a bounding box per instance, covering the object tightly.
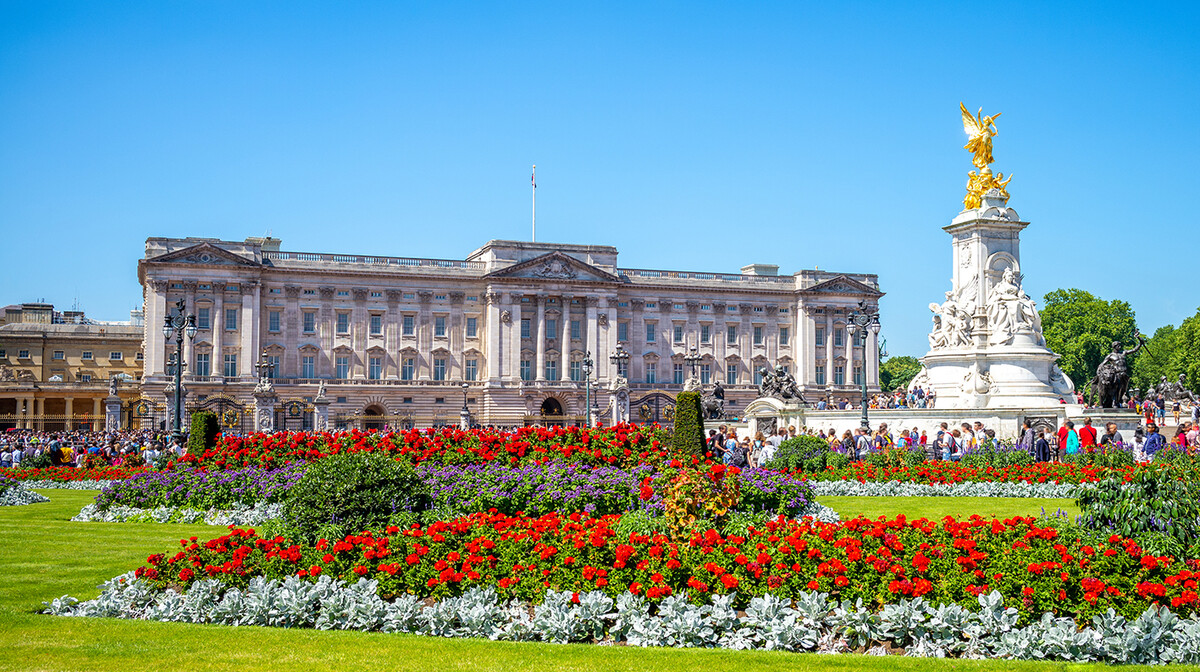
[1,1,1197,356]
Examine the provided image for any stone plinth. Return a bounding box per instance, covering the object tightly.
[104,396,122,432]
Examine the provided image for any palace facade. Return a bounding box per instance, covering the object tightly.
[137,237,883,429]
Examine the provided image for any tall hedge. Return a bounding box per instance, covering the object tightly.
[188,411,220,455]
[672,392,705,457]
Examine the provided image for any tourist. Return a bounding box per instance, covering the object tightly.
[722,429,739,465]
[1144,423,1166,459]
[1056,422,1071,460]
[735,436,752,468]
[1143,399,1156,426]
[840,430,854,457]
[1155,395,1166,425]
[1187,422,1199,448]
[960,423,976,452]
[1078,418,1098,450]
[946,429,962,461]
[874,423,892,451]
[854,428,871,460]
[1035,429,1053,462]
[1099,422,1124,447]
[750,432,766,467]
[1173,427,1189,449]
[1132,427,1148,461]
[1062,421,1081,457]
[1173,399,1182,425]
[1017,420,1036,454]
[918,429,927,448]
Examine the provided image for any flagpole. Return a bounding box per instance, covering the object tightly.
[531,164,536,242]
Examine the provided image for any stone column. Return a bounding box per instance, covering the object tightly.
[239,282,258,378]
[713,302,727,383]
[64,397,73,431]
[559,295,571,383]
[313,394,331,431]
[604,298,618,381]
[508,293,523,383]
[93,397,102,421]
[35,398,44,431]
[318,287,335,377]
[182,281,198,380]
[105,394,122,431]
[846,317,856,388]
[352,288,369,379]
[585,297,599,377]
[824,311,834,389]
[145,279,169,377]
[450,292,465,379]
[486,291,502,382]
[284,286,301,377]
[212,288,225,377]
[386,290,402,379]
[630,299,644,382]
[534,295,546,381]
[417,291,433,380]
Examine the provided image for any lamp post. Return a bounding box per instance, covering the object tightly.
[609,341,630,379]
[162,298,197,442]
[846,301,882,432]
[254,351,276,381]
[582,351,594,427]
[684,345,701,382]
[460,382,470,429]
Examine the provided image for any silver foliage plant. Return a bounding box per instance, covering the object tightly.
[0,484,50,506]
[807,480,1076,499]
[71,502,282,526]
[18,479,116,490]
[44,575,1200,663]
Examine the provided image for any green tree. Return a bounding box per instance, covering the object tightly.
[1040,289,1138,397]
[671,392,705,457]
[1170,308,1200,394]
[879,356,921,392]
[1132,324,1177,393]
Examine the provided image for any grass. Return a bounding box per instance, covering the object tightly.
[0,489,1181,672]
[819,496,1081,521]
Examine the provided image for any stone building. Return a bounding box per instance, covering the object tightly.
[0,303,143,430]
[137,237,883,429]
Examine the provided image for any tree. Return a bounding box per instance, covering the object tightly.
[1170,308,1200,394]
[879,356,922,392]
[1132,324,1177,393]
[672,392,705,457]
[1039,289,1138,397]
[187,411,220,456]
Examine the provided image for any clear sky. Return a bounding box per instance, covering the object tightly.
[1,1,1197,356]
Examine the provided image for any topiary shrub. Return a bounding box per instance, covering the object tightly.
[767,435,834,472]
[187,411,220,456]
[671,392,705,457]
[281,452,428,542]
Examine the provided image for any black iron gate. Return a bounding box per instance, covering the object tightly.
[187,394,251,434]
[125,397,166,431]
[276,399,314,431]
[632,392,676,428]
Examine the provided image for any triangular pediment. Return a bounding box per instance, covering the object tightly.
[484,251,620,283]
[800,275,883,297]
[147,243,260,267]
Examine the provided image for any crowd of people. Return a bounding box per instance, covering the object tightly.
[0,429,182,469]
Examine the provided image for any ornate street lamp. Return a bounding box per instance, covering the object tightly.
[459,381,470,429]
[609,341,630,379]
[254,350,276,380]
[846,301,882,432]
[162,298,197,442]
[582,351,594,426]
[684,345,701,382]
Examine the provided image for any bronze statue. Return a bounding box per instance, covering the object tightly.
[701,380,725,420]
[1091,332,1145,408]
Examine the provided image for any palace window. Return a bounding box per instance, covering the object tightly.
[371,291,383,298]
[18,349,29,359]
[645,302,656,309]
[435,294,447,301]
[727,364,738,385]
[52,350,64,360]
[545,360,558,381]
[301,356,315,379]
[465,359,478,381]
[754,367,764,387]
[303,311,316,333]
[195,353,211,377]
[646,362,657,384]
[433,357,447,381]
[80,374,92,383]
[369,314,383,336]
[268,311,281,333]
[673,363,684,385]
[645,322,656,343]
[815,365,826,385]
[337,290,349,297]
[267,355,280,379]
[780,327,789,346]
[269,288,281,295]
[223,354,237,378]
[109,351,123,361]
[81,350,93,361]
[753,326,764,345]
[570,320,581,340]
[700,324,710,344]
[834,365,845,385]
[466,317,477,338]
[434,316,446,337]
[727,326,737,344]
[834,328,844,347]
[197,307,210,329]
[136,352,143,361]
[403,292,415,300]
[673,324,683,343]
[521,318,531,339]
[225,308,238,330]
[546,318,557,338]
[617,322,628,342]
[402,315,415,336]
[336,312,350,335]
[401,357,415,381]
[335,356,350,379]
[569,360,581,382]
[815,328,825,346]
[368,356,382,380]
[700,363,711,384]
[853,364,863,386]
[303,289,315,295]
[617,358,628,378]
[520,359,532,381]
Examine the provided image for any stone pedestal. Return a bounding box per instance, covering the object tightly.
[459,408,471,429]
[313,397,331,431]
[916,191,1073,409]
[610,379,630,425]
[104,396,122,432]
[253,392,278,433]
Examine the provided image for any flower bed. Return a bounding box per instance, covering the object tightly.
[800,460,1137,485]
[93,465,305,511]
[73,502,282,526]
[1,466,147,482]
[45,577,1200,663]
[808,480,1077,499]
[0,475,49,506]
[179,424,675,470]
[125,513,1200,624]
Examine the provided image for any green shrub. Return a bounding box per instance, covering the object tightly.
[22,450,51,469]
[768,435,835,472]
[187,411,220,456]
[1076,465,1200,554]
[671,392,705,457]
[281,452,427,541]
[1064,443,1135,469]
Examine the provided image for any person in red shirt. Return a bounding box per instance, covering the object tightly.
[1078,417,1098,448]
[1056,423,1070,460]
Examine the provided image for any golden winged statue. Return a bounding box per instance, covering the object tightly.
[960,102,1001,169]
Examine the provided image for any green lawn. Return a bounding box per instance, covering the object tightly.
[819,496,1081,521]
[0,489,1179,672]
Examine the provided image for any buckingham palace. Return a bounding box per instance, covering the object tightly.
[136,236,883,429]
